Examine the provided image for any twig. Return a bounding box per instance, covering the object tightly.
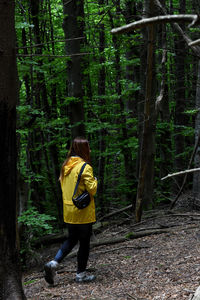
[94,245,150,255]
[16,37,85,49]
[126,293,137,299]
[98,204,132,222]
[63,0,73,6]
[170,131,200,209]
[16,53,90,58]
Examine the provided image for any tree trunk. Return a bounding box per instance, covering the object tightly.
[135,0,156,222]
[0,1,26,299]
[62,0,85,138]
[97,0,106,215]
[193,60,200,206]
[155,5,172,196]
[173,0,187,193]
[17,27,30,215]
[109,0,136,204]
[29,0,47,210]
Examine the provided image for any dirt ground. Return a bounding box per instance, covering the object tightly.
[23,207,200,300]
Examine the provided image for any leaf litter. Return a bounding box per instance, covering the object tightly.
[23,208,200,300]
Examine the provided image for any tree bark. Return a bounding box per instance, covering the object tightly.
[135,0,156,222]
[62,0,85,138]
[109,1,136,204]
[155,6,172,197]
[97,0,107,215]
[193,61,200,204]
[173,0,187,192]
[29,0,47,210]
[0,1,26,299]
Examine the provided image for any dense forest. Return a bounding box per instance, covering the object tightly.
[15,0,200,222]
[1,0,200,299]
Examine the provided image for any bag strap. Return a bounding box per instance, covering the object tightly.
[72,162,87,198]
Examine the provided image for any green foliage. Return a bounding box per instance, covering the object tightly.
[15,0,199,224]
[184,109,199,116]
[18,207,57,264]
[18,207,56,241]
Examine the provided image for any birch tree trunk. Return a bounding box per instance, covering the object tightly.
[0,1,26,298]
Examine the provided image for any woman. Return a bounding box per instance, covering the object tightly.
[44,137,98,284]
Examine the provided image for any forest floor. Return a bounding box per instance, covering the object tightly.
[23,200,200,300]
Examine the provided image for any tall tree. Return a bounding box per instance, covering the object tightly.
[109,0,136,203]
[135,0,156,222]
[0,1,26,298]
[193,61,200,205]
[30,0,62,223]
[173,0,187,192]
[62,0,86,138]
[97,0,107,214]
[155,1,172,196]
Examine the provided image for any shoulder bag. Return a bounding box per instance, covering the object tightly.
[72,163,91,209]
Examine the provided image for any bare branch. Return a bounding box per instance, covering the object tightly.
[189,39,200,47]
[161,168,200,181]
[111,14,199,34]
[16,53,90,58]
[98,204,132,222]
[154,0,200,57]
[111,0,200,58]
[16,37,85,50]
[170,132,200,209]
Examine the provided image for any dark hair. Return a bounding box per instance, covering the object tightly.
[59,137,91,181]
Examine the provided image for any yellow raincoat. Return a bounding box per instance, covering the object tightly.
[60,156,97,224]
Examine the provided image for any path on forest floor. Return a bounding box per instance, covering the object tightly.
[23,210,200,300]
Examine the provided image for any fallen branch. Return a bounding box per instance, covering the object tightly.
[129,213,200,232]
[34,211,199,248]
[161,168,200,181]
[168,212,200,218]
[98,204,132,222]
[94,245,150,255]
[67,225,197,259]
[33,231,68,247]
[33,221,108,247]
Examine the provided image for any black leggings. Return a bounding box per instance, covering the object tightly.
[54,223,92,273]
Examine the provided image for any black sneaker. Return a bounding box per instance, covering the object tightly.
[44,260,58,285]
